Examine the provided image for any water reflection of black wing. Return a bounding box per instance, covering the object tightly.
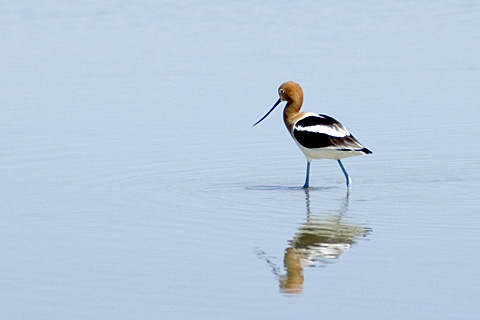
[279,190,371,294]
[289,190,371,268]
[290,213,369,267]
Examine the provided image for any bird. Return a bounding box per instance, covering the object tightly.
[253,81,372,188]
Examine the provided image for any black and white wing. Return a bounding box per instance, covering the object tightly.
[293,114,372,153]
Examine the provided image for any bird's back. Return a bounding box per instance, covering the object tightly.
[291,113,371,160]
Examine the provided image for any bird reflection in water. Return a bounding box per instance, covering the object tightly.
[257,189,371,294]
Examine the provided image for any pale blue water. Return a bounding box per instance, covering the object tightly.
[1,1,479,319]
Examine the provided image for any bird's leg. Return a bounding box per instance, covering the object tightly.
[303,161,311,188]
[337,160,351,188]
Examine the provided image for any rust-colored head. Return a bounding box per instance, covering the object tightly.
[278,81,303,104]
[253,81,304,127]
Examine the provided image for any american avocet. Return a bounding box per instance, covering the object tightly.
[254,81,372,188]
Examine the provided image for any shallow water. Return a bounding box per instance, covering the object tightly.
[1,1,479,319]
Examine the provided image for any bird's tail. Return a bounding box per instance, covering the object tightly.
[360,147,372,154]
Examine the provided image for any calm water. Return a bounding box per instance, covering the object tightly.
[1,1,479,319]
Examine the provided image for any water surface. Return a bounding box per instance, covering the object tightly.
[1,1,479,319]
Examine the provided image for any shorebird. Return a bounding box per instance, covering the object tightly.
[254,81,372,188]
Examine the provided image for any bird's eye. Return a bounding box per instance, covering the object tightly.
[279,89,284,94]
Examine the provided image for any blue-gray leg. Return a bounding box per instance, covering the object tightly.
[303,161,311,188]
[337,160,352,188]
